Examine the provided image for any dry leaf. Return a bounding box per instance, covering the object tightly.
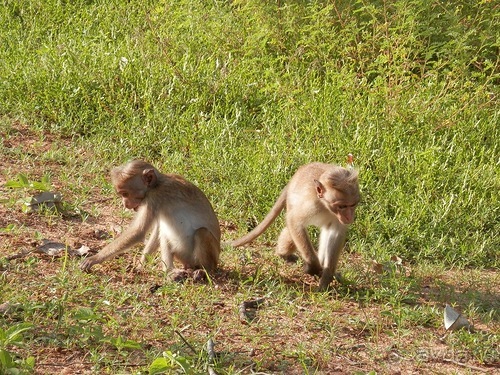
[444,304,472,331]
[36,239,91,257]
[73,245,91,256]
[390,255,403,265]
[36,240,67,256]
[372,260,384,274]
[29,191,63,212]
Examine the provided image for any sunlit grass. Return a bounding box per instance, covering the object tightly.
[0,0,498,373]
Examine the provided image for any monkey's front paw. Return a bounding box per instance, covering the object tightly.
[192,269,208,283]
[317,269,338,291]
[279,254,299,264]
[79,257,96,272]
[303,262,322,277]
[318,276,334,292]
[133,262,147,273]
[316,283,332,292]
[334,272,344,283]
[168,269,190,282]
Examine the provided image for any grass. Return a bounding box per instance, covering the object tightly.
[1,0,499,373]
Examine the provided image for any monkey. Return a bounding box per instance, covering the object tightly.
[80,160,221,279]
[232,162,360,291]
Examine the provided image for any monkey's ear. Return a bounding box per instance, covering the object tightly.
[314,179,325,198]
[142,169,158,188]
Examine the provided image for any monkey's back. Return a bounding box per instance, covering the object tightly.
[157,174,221,240]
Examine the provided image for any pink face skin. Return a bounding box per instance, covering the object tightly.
[115,175,147,211]
[117,191,144,211]
[329,202,357,225]
[315,180,359,225]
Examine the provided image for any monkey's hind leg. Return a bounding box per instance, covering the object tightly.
[284,223,322,277]
[193,227,220,273]
[276,227,299,263]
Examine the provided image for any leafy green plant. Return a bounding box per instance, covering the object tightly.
[149,351,196,375]
[5,174,52,192]
[4,173,57,213]
[66,308,105,346]
[0,224,17,233]
[0,323,35,374]
[448,330,500,365]
[101,336,142,353]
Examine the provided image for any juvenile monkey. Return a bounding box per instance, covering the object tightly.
[232,162,360,291]
[80,160,221,276]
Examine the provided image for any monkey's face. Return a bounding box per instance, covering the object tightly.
[331,203,357,225]
[115,175,147,211]
[317,185,358,225]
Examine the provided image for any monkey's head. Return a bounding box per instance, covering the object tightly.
[110,160,159,211]
[315,167,360,225]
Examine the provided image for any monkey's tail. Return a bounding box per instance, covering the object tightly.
[231,185,288,247]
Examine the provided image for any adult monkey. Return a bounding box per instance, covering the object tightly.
[80,160,221,277]
[232,162,360,291]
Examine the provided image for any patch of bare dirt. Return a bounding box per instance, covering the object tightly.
[1,123,118,257]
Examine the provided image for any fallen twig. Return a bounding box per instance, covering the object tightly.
[442,358,491,373]
[6,249,33,261]
[207,338,216,362]
[174,329,197,355]
[206,338,218,375]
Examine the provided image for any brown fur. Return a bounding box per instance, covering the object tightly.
[232,162,360,291]
[80,160,221,274]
